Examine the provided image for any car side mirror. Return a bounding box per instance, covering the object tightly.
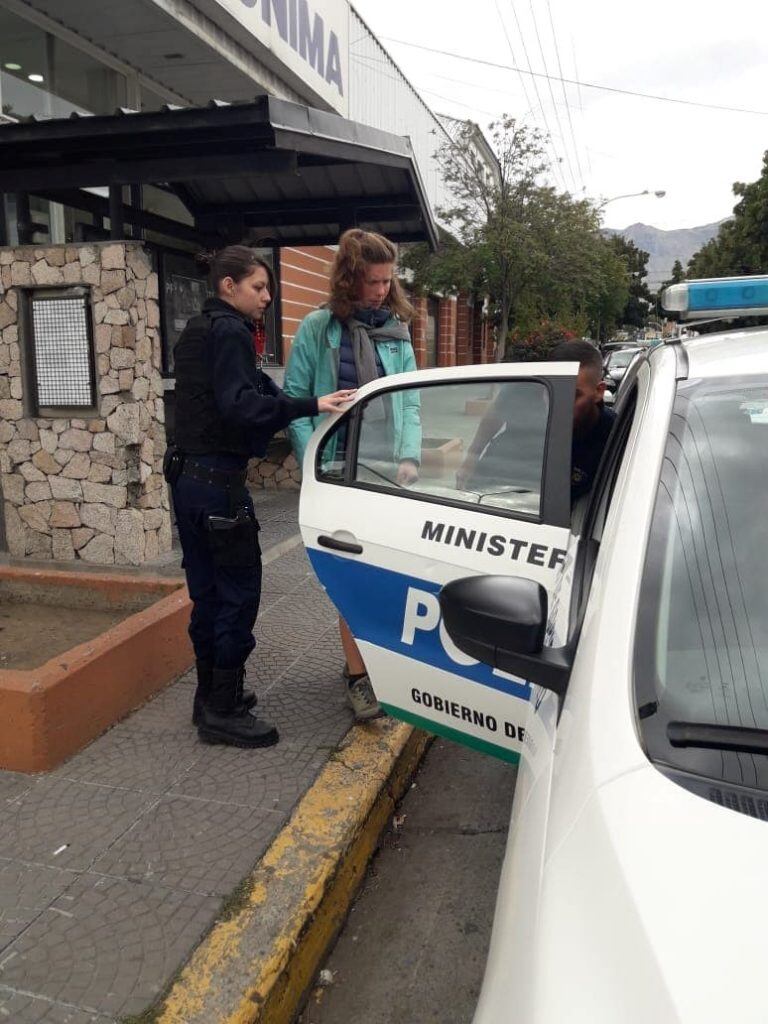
[439,576,572,697]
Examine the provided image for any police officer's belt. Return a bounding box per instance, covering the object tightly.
[180,458,247,490]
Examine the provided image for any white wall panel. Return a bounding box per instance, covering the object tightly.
[347,8,452,220]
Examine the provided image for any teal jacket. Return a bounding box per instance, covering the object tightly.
[284,308,422,467]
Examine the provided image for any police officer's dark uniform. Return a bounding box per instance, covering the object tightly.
[166,297,318,747]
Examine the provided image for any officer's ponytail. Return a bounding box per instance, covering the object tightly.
[197,246,276,307]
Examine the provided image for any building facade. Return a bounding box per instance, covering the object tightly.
[0,0,495,561]
[1,0,495,370]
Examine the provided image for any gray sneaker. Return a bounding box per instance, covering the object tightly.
[346,673,385,721]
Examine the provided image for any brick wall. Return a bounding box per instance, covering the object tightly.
[437,297,457,367]
[278,246,334,362]
[472,302,494,363]
[410,296,427,368]
[456,290,472,365]
[408,292,489,369]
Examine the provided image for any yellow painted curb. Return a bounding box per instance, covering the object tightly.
[156,718,431,1024]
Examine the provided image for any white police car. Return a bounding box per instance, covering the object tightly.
[299,275,768,1023]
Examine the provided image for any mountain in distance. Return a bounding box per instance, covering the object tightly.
[604,220,726,291]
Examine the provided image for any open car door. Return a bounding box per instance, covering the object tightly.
[299,363,576,763]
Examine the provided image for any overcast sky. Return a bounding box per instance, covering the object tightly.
[351,0,768,231]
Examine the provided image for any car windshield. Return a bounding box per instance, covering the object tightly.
[635,376,768,790]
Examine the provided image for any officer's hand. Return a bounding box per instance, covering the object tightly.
[317,389,357,413]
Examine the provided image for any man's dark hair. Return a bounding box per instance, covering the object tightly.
[548,339,602,376]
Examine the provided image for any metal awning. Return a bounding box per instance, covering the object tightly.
[0,95,438,249]
[13,0,267,109]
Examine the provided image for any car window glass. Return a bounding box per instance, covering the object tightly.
[317,380,550,518]
[609,350,639,369]
[590,390,637,541]
[635,377,768,790]
[569,387,637,627]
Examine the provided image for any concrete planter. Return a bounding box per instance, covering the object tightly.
[0,566,192,772]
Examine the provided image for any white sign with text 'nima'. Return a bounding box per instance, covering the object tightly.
[212,0,349,114]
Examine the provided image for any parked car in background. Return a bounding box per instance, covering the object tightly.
[603,345,642,403]
[600,338,632,360]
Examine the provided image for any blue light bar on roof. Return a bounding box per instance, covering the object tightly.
[662,276,768,320]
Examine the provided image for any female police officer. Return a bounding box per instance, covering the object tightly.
[168,246,354,748]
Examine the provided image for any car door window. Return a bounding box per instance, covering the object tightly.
[318,380,550,518]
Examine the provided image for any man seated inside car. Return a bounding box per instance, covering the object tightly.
[456,340,615,507]
[548,339,617,502]
[455,381,547,500]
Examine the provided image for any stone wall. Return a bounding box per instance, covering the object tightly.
[0,242,172,565]
[248,437,301,490]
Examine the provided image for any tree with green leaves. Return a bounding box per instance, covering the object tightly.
[665,259,685,286]
[607,234,653,329]
[584,236,632,343]
[688,152,768,277]
[402,117,629,359]
[655,260,686,324]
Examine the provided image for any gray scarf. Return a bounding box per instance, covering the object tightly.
[346,316,411,421]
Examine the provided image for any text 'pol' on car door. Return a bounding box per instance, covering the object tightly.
[299,363,576,762]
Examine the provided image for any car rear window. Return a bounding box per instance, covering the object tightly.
[609,350,639,368]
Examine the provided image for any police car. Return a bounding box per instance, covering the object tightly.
[299,275,768,1023]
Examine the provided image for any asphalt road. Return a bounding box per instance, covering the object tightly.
[298,737,517,1024]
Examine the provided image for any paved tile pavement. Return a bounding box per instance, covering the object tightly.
[0,496,357,1023]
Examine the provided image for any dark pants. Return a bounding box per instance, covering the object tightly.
[171,454,262,670]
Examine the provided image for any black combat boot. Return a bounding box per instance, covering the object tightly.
[197,667,279,748]
[192,659,213,726]
[236,665,258,712]
[192,660,256,725]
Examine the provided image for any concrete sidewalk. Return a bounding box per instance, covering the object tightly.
[0,492,423,1023]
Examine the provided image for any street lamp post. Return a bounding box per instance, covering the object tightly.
[597,189,666,210]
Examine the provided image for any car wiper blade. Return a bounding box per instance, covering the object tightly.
[477,486,533,497]
[668,721,768,755]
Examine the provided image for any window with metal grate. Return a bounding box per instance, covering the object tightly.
[29,287,96,411]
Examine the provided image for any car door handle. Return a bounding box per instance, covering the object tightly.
[317,534,363,555]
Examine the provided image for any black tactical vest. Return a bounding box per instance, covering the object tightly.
[173,310,251,456]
